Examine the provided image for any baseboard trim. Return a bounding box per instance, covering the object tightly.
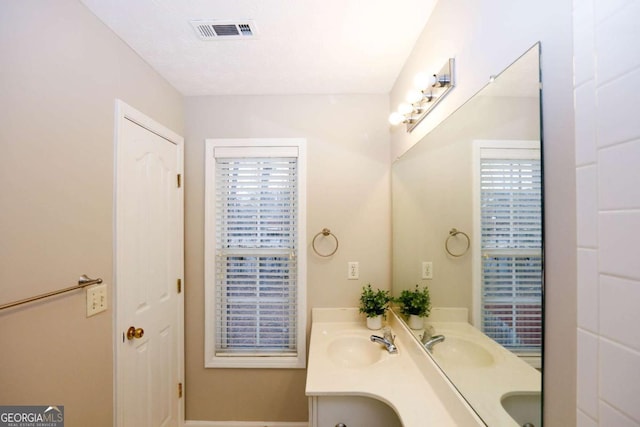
[185,421,308,427]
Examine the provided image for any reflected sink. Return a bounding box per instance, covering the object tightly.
[501,392,541,427]
[327,335,383,368]
[429,336,494,367]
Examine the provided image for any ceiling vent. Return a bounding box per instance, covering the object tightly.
[190,20,257,40]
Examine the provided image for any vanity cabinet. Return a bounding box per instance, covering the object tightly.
[308,396,402,427]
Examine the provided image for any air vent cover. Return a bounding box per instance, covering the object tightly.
[190,20,257,40]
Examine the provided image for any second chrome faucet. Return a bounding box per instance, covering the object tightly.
[422,334,445,352]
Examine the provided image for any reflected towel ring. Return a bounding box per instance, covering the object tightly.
[445,228,470,257]
[312,228,339,257]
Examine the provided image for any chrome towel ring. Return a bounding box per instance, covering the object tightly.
[312,228,339,257]
[445,228,470,257]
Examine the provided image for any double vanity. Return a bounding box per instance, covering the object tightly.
[306,308,540,427]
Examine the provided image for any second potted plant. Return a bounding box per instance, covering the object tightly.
[396,284,431,330]
[359,283,391,330]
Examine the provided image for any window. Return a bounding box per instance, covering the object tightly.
[473,141,542,359]
[205,139,306,368]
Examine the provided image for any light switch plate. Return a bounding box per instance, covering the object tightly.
[348,262,359,280]
[421,261,433,279]
[86,283,107,317]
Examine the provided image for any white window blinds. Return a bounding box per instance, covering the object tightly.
[480,154,542,354]
[214,152,299,356]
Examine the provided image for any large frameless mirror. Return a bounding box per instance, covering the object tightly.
[391,43,543,426]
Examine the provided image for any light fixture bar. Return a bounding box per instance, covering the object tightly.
[388,58,455,132]
[407,58,455,132]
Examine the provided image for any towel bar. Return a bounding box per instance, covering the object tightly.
[0,275,103,311]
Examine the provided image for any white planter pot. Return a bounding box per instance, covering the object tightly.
[408,314,424,330]
[366,315,383,330]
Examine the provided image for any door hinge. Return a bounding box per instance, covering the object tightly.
[178,382,183,398]
[177,174,182,188]
[177,278,182,294]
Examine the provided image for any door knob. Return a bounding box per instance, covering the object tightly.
[126,326,144,340]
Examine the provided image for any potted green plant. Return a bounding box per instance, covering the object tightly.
[358,284,391,330]
[396,284,431,330]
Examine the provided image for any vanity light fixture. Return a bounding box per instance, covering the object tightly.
[388,58,455,132]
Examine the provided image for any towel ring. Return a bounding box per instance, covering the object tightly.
[445,228,470,257]
[312,228,339,257]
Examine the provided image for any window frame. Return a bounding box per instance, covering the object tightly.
[204,138,307,369]
[472,140,542,365]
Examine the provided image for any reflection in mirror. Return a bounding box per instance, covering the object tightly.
[391,43,543,427]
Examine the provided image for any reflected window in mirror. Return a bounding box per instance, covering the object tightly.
[473,141,542,366]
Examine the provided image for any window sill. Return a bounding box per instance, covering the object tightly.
[205,353,306,369]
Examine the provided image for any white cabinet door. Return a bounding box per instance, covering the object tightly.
[311,396,402,427]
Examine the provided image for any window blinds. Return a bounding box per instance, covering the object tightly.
[214,156,298,356]
[480,157,542,353]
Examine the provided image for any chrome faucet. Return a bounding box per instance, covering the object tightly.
[370,329,398,354]
[423,334,445,351]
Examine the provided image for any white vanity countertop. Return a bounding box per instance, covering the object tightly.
[305,308,484,427]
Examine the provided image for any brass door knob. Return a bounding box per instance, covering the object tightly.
[126,326,144,340]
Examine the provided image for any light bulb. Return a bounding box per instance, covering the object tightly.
[413,72,436,90]
[406,89,424,104]
[388,112,406,126]
[397,103,414,115]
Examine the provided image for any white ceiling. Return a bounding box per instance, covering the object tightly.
[79,0,438,96]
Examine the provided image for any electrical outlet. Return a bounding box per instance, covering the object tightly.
[86,283,107,317]
[421,261,433,279]
[348,262,359,280]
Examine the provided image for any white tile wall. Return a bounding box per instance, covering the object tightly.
[577,330,599,419]
[576,166,598,247]
[596,70,640,148]
[574,82,597,165]
[577,249,598,332]
[573,0,595,87]
[600,340,640,421]
[577,410,598,427]
[599,212,640,280]
[575,0,640,425]
[599,275,640,352]
[595,1,640,84]
[600,402,640,427]
[594,0,634,23]
[598,140,640,210]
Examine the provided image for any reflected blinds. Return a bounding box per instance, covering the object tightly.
[214,154,298,356]
[480,155,542,353]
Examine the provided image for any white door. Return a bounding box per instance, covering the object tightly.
[115,101,184,427]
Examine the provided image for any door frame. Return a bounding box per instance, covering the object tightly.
[113,99,184,426]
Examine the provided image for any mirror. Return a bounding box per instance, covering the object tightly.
[391,44,543,426]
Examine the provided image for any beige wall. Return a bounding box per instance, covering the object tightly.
[184,94,391,421]
[389,1,576,426]
[574,1,640,425]
[393,135,473,309]
[0,1,183,426]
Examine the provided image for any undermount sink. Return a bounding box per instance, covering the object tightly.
[327,335,383,368]
[501,392,541,427]
[429,336,494,367]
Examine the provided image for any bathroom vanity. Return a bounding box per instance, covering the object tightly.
[306,307,540,426]
[305,308,484,427]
